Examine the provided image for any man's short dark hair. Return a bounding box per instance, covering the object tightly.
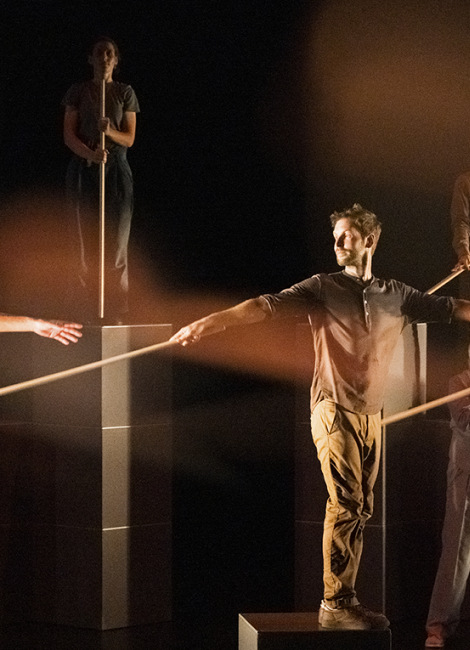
[330,204,382,240]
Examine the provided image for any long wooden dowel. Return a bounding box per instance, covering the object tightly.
[426,268,464,294]
[99,78,106,320]
[381,384,470,426]
[0,339,177,399]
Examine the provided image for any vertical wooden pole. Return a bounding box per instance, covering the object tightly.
[99,79,106,320]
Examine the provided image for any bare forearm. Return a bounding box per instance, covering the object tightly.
[100,112,136,148]
[65,133,92,159]
[64,108,106,163]
[105,126,134,147]
[0,315,82,344]
[0,315,35,332]
[170,298,269,346]
[64,132,103,162]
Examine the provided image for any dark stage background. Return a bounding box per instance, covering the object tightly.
[2,0,470,628]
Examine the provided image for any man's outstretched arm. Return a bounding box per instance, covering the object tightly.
[170,298,270,346]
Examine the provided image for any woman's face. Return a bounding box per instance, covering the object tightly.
[89,41,118,78]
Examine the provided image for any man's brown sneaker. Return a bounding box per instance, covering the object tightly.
[319,601,390,630]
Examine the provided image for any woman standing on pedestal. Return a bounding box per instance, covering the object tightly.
[63,37,140,324]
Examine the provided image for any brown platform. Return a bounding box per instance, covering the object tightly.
[239,613,392,650]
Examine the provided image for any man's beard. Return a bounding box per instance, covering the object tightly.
[335,250,362,266]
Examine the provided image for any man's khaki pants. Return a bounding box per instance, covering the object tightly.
[311,400,382,607]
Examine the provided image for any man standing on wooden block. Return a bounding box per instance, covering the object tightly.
[171,203,470,630]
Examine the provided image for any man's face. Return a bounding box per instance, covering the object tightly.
[333,218,368,267]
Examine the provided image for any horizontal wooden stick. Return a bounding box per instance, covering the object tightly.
[381,384,470,426]
[0,339,177,398]
[426,268,464,294]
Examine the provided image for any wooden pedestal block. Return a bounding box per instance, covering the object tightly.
[239,613,391,650]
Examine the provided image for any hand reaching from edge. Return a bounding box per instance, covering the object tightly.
[33,320,83,345]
